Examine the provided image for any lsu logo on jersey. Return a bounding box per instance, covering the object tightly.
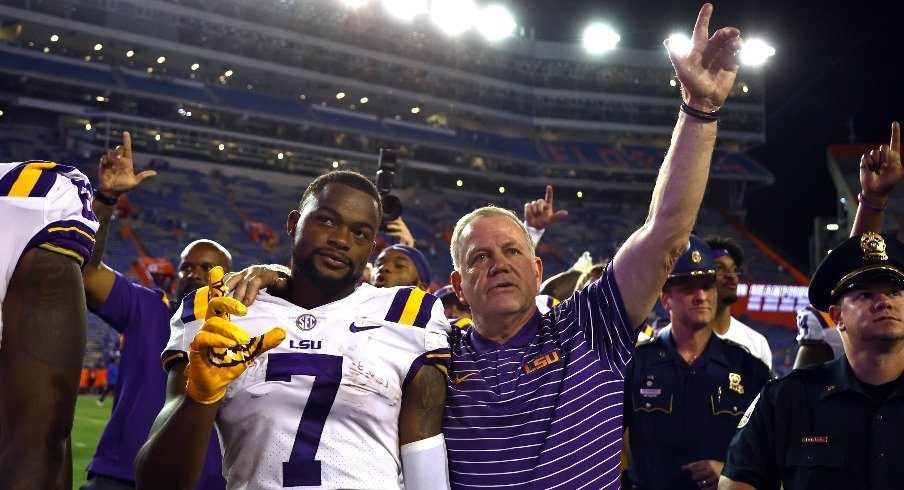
[289,339,323,350]
[523,349,562,375]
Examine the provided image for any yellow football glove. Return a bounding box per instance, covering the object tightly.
[185,266,286,404]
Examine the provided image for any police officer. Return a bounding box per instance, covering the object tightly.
[624,235,771,490]
[721,232,904,490]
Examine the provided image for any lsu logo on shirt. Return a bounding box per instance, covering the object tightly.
[523,349,562,375]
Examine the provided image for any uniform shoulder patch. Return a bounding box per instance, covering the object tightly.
[737,392,761,428]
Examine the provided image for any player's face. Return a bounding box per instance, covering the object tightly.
[453,215,541,323]
[662,277,718,330]
[288,183,378,295]
[373,250,421,288]
[177,243,231,300]
[832,283,904,348]
[713,255,739,305]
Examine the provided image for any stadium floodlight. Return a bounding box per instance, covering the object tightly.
[126,50,134,57]
[50,34,59,42]
[383,0,428,21]
[336,92,346,99]
[582,24,620,54]
[94,43,103,51]
[456,179,463,187]
[191,63,200,71]
[739,38,775,66]
[475,4,516,41]
[666,33,693,56]
[430,0,477,36]
[157,56,166,64]
[826,223,839,231]
[498,186,505,194]
[411,107,420,114]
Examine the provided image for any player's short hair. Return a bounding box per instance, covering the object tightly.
[704,235,745,268]
[451,206,534,271]
[180,239,233,271]
[299,170,382,221]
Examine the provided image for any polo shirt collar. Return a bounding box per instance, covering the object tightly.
[467,309,541,354]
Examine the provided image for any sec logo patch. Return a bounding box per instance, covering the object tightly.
[295,314,317,331]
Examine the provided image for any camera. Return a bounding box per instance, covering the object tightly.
[376,148,402,231]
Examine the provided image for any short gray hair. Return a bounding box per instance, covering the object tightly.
[450,206,534,271]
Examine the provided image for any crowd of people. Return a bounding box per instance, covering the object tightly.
[2,4,904,490]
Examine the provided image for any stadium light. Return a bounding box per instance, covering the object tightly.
[456,179,463,187]
[157,56,166,64]
[336,92,346,99]
[191,63,200,71]
[411,107,420,114]
[666,33,693,56]
[50,34,59,42]
[498,186,505,194]
[94,43,103,51]
[383,0,428,21]
[475,5,516,41]
[126,50,134,57]
[582,24,620,54]
[430,0,477,36]
[826,223,839,231]
[739,38,775,66]
[360,96,369,103]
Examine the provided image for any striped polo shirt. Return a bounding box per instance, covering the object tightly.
[445,264,634,489]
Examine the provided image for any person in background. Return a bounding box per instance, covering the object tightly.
[80,132,226,489]
[625,236,770,490]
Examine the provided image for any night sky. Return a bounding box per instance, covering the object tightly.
[515,0,904,269]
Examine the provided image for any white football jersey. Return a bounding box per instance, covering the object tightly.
[168,283,450,489]
[0,161,98,341]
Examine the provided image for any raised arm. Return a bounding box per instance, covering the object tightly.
[83,131,156,310]
[612,3,742,327]
[850,121,902,236]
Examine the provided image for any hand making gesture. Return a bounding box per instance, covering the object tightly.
[97,131,157,200]
[665,3,742,113]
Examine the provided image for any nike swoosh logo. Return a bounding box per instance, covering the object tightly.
[453,372,478,384]
[349,322,382,333]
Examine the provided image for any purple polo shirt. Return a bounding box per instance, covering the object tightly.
[445,264,635,488]
[88,271,225,488]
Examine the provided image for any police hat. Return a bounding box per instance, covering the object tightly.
[667,235,716,280]
[809,232,904,311]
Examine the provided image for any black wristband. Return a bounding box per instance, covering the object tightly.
[680,102,720,122]
[94,191,119,206]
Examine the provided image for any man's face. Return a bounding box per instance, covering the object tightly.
[177,243,231,300]
[373,250,422,288]
[287,183,378,296]
[713,255,739,306]
[662,276,718,330]
[831,283,904,349]
[441,296,470,319]
[452,215,541,322]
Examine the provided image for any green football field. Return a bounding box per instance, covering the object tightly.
[71,395,111,489]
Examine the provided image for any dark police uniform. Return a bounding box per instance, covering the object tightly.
[723,232,904,490]
[722,355,904,490]
[625,330,771,490]
[623,235,771,490]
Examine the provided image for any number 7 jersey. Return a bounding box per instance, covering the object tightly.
[165,283,451,489]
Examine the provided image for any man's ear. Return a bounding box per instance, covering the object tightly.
[660,291,671,312]
[287,210,300,237]
[829,304,844,331]
[417,281,428,292]
[533,256,543,290]
[451,271,468,306]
